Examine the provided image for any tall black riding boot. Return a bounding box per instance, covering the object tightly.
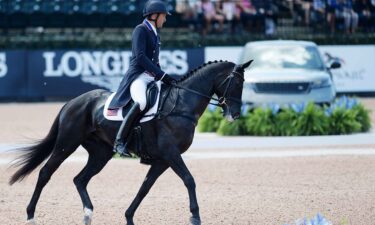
[113,102,142,157]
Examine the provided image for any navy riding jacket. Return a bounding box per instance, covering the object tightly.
[109,20,165,109]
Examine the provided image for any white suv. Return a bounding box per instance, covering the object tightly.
[239,40,340,106]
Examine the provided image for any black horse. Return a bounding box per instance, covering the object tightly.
[9,60,253,225]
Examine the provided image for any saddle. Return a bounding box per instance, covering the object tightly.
[104,82,160,122]
[104,82,177,164]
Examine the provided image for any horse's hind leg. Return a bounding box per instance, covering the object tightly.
[26,143,79,223]
[74,139,113,225]
[125,162,169,225]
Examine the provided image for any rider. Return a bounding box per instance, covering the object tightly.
[108,0,176,157]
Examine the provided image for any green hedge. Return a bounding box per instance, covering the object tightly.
[198,97,372,136]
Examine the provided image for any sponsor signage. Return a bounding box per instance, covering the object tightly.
[0,53,7,78]
[0,48,204,98]
[320,45,375,92]
[0,51,27,97]
[28,49,204,97]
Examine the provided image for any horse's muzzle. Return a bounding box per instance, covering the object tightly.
[233,112,240,120]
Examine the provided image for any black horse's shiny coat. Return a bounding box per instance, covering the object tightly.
[9,60,252,225]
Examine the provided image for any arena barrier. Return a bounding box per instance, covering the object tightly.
[1,45,374,99]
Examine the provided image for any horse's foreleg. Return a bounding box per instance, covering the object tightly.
[165,154,201,225]
[125,162,169,225]
[76,140,114,225]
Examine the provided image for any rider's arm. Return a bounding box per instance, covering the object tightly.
[132,26,165,79]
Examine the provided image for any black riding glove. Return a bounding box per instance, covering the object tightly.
[160,74,177,85]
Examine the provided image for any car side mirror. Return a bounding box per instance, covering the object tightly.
[329,61,341,69]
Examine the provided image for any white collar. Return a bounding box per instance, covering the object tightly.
[145,19,158,36]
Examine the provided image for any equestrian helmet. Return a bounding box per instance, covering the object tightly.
[143,0,171,17]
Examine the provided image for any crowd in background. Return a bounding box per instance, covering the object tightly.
[176,0,278,35]
[175,0,375,35]
[294,0,375,34]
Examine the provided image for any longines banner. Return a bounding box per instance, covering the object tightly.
[28,49,204,97]
[205,46,375,93]
[0,51,28,97]
[0,49,204,97]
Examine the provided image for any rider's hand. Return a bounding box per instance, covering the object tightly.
[161,74,177,85]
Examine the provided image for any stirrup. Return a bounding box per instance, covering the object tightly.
[113,141,132,157]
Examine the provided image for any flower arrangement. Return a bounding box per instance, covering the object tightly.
[284,213,333,225]
[198,96,371,136]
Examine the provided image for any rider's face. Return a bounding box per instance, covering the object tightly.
[155,13,167,28]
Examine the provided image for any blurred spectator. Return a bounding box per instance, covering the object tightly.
[370,0,375,31]
[216,0,241,34]
[176,0,200,29]
[288,0,312,25]
[336,0,359,33]
[201,0,224,35]
[327,0,339,33]
[252,0,278,35]
[353,0,372,31]
[310,0,326,31]
[236,0,257,31]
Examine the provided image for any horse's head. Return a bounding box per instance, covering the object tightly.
[214,60,253,121]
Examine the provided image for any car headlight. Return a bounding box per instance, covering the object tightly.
[311,79,332,88]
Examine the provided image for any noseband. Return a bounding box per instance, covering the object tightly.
[172,68,244,107]
[215,70,244,107]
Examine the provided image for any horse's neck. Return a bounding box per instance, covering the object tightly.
[181,72,215,96]
[175,69,217,119]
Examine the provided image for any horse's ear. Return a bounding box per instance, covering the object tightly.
[241,59,253,70]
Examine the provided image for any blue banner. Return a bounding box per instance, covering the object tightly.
[0,51,27,97]
[0,49,204,98]
[27,49,205,97]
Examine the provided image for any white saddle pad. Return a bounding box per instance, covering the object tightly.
[103,88,161,123]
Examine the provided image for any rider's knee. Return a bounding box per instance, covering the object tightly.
[135,99,147,111]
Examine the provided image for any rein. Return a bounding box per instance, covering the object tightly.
[172,70,244,107]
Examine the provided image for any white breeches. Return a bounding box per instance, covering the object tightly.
[130,72,159,111]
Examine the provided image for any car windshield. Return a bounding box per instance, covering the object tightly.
[240,44,325,70]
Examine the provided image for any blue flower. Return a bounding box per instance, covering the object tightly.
[334,95,348,109]
[261,103,281,115]
[284,213,332,225]
[345,98,358,109]
[291,102,306,113]
[324,106,333,116]
[269,103,281,115]
[241,104,249,115]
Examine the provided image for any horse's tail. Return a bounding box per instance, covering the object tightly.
[9,109,61,185]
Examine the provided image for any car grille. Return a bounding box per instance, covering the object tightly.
[254,82,310,94]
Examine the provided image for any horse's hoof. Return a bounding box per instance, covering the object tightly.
[25,219,36,225]
[83,207,93,225]
[83,215,92,225]
[190,216,201,225]
[126,218,135,225]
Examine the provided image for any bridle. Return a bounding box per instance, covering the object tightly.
[172,68,244,107]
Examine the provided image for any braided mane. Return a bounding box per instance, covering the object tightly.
[177,60,229,82]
